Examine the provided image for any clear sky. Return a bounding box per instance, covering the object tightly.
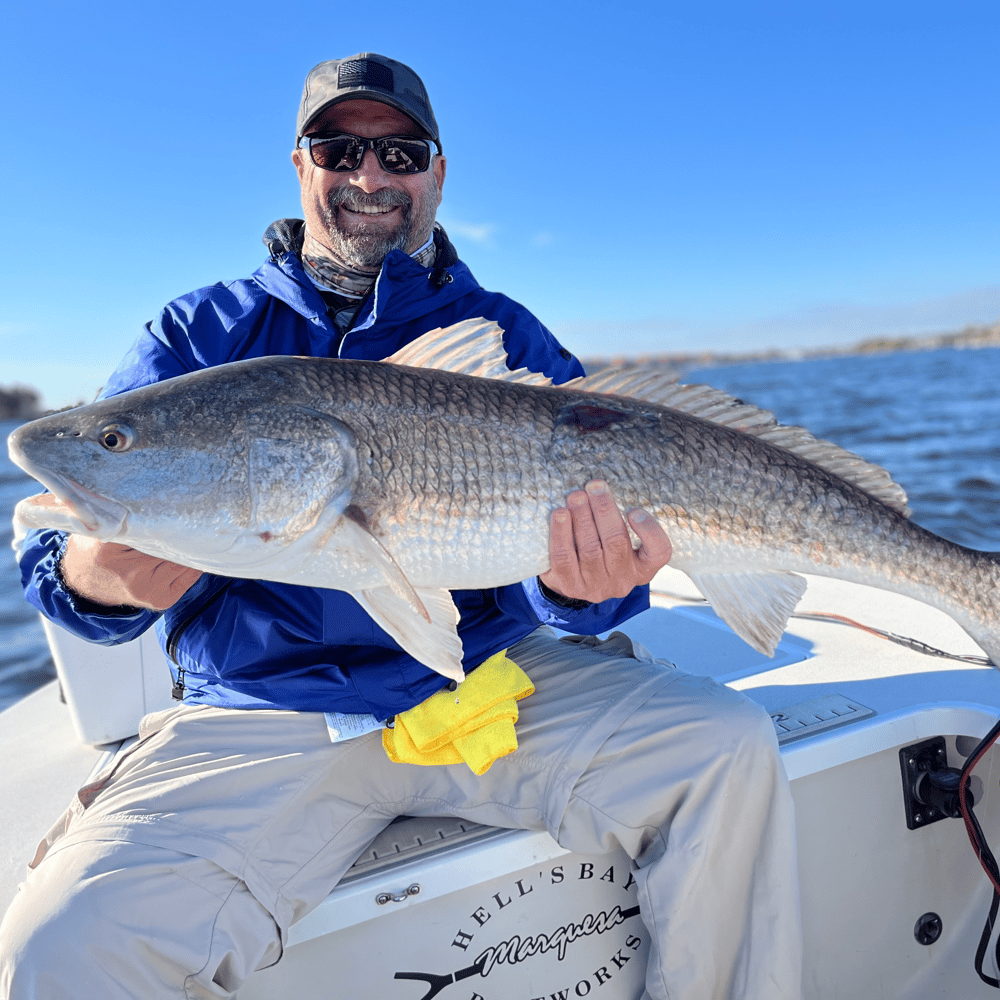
[2,0,997,409]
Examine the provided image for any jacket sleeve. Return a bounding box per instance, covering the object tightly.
[17,529,161,645]
[503,575,650,633]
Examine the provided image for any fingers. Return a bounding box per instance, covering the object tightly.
[573,481,635,567]
[539,480,672,603]
[544,505,587,597]
[146,559,204,608]
[61,535,202,610]
[627,508,673,575]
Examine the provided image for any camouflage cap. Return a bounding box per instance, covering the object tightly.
[296,53,441,149]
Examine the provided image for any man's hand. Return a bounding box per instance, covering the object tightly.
[60,535,202,611]
[539,480,672,604]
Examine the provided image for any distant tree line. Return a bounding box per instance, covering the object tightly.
[583,319,1000,373]
[0,385,41,421]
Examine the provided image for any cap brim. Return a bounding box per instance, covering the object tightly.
[298,92,439,147]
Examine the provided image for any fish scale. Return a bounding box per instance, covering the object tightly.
[8,321,1000,682]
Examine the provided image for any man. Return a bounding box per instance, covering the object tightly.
[0,54,802,999]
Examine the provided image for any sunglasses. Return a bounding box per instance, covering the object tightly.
[298,132,435,174]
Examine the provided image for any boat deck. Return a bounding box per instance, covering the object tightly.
[3,569,999,997]
[647,568,1000,780]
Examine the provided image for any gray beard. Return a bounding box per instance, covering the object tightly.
[319,187,415,269]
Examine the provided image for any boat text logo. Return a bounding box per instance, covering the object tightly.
[392,860,645,1000]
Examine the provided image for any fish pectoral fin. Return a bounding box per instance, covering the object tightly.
[354,587,466,683]
[336,517,430,622]
[688,570,807,656]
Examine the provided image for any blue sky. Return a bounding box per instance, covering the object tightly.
[2,0,997,408]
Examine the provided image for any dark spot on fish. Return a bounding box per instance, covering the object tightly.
[559,348,573,360]
[344,504,371,531]
[556,403,634,434]
[259,531,274,543]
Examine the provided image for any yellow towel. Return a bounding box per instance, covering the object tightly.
[382,650,534,775]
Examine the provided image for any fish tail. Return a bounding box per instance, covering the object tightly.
[965,550,1000,668]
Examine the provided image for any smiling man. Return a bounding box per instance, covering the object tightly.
[1,55,803,1000]
[294,99,445,269]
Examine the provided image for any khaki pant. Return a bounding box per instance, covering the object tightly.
[0,629,802,999]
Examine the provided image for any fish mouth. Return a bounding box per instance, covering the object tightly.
[8,448,128,539]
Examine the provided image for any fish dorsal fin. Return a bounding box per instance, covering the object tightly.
[384,318,554,385]
[573,366,911,515]
[385,322,909,516]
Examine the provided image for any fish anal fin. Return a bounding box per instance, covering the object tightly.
[355,587,466,682]
[688,569,808,656]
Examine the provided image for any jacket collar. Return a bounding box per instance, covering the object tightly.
[253,219,470,339]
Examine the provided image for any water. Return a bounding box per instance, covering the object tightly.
[1,346,998,712]
[685,346,1000,551]
[1,419,57,712]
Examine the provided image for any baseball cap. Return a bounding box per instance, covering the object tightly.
[296,54,441,149]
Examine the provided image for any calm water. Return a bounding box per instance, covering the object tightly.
[2,345,999,712]
[0,419,58,711]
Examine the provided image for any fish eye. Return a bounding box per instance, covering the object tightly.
[98,423,137,452]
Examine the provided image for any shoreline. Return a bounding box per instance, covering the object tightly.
[582,320,1000,376]
[4,322,998,419]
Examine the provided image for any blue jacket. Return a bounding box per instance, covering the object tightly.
[19,222,649,719]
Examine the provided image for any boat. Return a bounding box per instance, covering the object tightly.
[3,565,999,998]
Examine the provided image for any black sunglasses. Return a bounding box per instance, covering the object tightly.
[298,132,435,174]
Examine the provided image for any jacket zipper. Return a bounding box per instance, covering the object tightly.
[166,581,232,698]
